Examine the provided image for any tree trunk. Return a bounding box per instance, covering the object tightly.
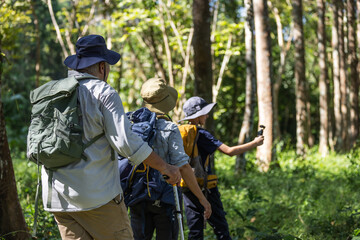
[268,1,292,141]
[235,0,256,174]
[357,0,360,76]
[253,0,273,172]
[30,0,41,87]
[338,0,348,149]
[0,37,30,240]
[193,0,214,131]
[332,0,343,149]
[327,50,336,151]
[317,0,329,156]
[347,0,358,148]
[292,0,308,156]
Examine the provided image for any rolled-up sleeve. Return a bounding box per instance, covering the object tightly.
[101,91,153,166]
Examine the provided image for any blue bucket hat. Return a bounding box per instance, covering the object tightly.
[64,35,120,70]
[178,96,217,122]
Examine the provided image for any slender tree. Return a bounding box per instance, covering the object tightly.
[253,0,273,171]
[317,0,329,156]
[30,0,41,87]
[332,0,343,149]
[292,0,308,156]
[192,0,213,103]
[347,0,359,147]
[235,0,256,174]
[357,0,360,74]
[268,1,292,141]
[338,0,348,148]
[193,0,214,132]
[0,37,30,240]
[47,0,69,58]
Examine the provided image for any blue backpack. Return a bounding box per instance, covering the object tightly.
[118,107,174,207]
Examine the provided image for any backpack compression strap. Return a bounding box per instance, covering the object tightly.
[156,114,172,122]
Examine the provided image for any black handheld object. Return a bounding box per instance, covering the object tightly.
[257,125,266,136]
[163,175,170,180]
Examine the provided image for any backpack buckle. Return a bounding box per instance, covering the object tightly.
[152,200,161,207]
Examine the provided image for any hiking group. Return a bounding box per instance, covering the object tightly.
[27,35,264,240]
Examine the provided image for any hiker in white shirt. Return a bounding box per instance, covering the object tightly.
[36,35,181,240]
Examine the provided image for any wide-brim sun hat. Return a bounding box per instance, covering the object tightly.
[64,35,120,70]
[140,78,178,114]
[178,96,216,122]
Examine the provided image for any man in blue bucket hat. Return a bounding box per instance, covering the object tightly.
[43,35,181,239]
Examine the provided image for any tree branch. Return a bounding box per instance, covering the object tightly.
[80,0,96,38]
[158,3,174,86]
[47,0,69,58]
[159,1,195,80]
[174,28,194,120]
[141,28,167,82]
[213,35,232,102]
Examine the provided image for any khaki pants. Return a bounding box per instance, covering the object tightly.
[53,195,133,240]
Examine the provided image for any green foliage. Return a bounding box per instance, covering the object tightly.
[1,1,33,152]
[14,156,60,239]
[12,146,360,239]
[210,147,360,239]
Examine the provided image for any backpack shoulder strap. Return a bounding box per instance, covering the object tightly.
[156,114,172,122]
[83,132,105,149]
[74,74,99,81]
[191,127,200,158]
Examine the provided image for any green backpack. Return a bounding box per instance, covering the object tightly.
[27,75,104,237]
[27,75,104,170]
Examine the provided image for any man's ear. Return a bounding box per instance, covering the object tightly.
[99,62,105,74]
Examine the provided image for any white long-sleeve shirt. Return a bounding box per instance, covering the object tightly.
[41,71,153,212]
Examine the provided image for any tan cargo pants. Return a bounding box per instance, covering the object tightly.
[52,195,133,240]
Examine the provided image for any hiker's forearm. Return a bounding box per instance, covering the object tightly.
[143,151,167,172]
[179,164,207,201]
[143,151,181,185]
[218,136,264,156]
[218,142,256,156]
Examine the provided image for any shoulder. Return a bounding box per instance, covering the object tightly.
[156,118,179,132]
[198,128,222,146]
[198,128,215,138]
[80,79,116,96]
[79,80,120,107]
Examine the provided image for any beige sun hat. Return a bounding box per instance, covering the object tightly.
[140,78,178,114]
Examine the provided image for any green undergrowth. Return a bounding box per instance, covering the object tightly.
[211,147,360,240]
[11,146,360,239]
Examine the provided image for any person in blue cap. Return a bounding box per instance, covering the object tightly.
[179,96,264,240]
[44,35,181,239]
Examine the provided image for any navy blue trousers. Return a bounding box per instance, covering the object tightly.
[183,187,232,240]
[130,201,179,240]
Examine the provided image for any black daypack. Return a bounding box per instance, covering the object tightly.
[118,107,174,207]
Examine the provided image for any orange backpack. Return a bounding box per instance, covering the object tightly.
[178,124,218,190]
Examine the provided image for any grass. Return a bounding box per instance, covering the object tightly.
[12,146,360,239]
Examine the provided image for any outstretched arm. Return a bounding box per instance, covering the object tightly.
[179,163,212,219]
[218,135,264,156]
